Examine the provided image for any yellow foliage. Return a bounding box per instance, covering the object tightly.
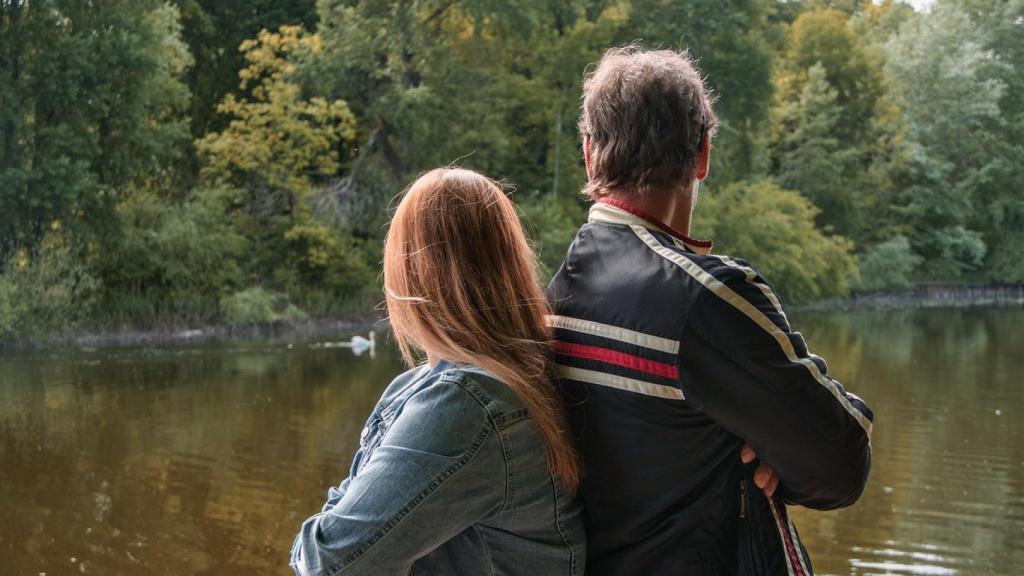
[197,26,356,198]
[14,249,29,270]
[284,224,336,270]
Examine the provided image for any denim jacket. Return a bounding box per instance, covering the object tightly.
[291,360,585,576]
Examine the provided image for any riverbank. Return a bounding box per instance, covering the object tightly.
[5,283,1023,350]
[0,315,384,351]
[797,283,1024,311]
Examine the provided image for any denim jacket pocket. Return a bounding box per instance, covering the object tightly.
[351,414,384,476]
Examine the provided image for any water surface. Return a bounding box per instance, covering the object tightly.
[1,307,1021,575]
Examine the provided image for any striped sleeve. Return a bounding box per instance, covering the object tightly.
[675,254,873,510]
[546,315,685,401]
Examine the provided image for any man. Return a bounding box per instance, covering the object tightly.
[547,47,873,575]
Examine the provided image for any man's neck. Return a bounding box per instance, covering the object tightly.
[604,185,694,237]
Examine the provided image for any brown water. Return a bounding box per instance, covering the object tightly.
[0,307,1021,575]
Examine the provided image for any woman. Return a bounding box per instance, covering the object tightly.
[290,168,585,575]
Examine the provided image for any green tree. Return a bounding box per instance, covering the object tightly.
[0,0,192,255]
[93,187,247,324]
[307,0,556,231]
[196,24,372,316]
[848,0,916,47]
[845,0,917,247]
[781,8,882,145]
[518,193,588,278]
[275,222,377,315]
[856,236,922,292]
[0,230,100,339]
[488,3,625,198]
[173,0,318,139]
[770,7,896,244]
[693,179,858,303]
[961,0,1024,282]
[773,63,859,235]
[884,0,1006,279]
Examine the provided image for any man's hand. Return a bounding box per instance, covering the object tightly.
[741,444,780,498]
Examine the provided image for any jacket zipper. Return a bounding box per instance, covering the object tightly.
[739,478,748,519]
[738,477,759,574]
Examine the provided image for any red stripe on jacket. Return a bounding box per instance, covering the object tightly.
[554,341,679,380]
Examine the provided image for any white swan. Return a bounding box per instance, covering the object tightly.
[349,330,376,355]
[315,330,377,356]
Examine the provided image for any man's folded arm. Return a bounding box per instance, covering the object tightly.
[677,261,873,510]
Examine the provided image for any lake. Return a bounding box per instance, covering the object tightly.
[1,307,1021,575]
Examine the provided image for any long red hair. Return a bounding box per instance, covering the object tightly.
[383,168,579,493]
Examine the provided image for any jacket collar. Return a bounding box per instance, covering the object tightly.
[589,197,713,255]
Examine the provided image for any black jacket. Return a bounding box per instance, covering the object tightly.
[547,198,873,575]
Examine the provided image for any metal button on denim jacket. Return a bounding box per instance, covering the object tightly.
[291,360,585,576]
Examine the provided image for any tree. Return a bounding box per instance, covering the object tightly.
[305,1,595,235]
[93,187,247,324]
[693,179,857,303]
[884,0,1006,279]
[856,236,922,292]
[848,0,916,47]
[845,0,917,247]
[773,63,859,235]
[314,0,516,180]
[195,25,372,316]
[959,0,1024,282]
[518,193,588,278]
[770,7,899,245]
[173,0,318,139]
[0,230,99,338]
[781,9,882,145]
[196,25,357,217]
[488,2,625,198]
[0,0,192,256]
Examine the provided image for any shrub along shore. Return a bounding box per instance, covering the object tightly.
[4,283,1021,351]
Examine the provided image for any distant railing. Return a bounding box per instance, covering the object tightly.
[802,283,1024,310]
[875,282,1024,301]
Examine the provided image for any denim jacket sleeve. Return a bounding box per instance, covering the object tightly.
[291,375,506,576]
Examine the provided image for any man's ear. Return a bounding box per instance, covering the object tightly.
[583,135,592,178]
[695,132,711,181]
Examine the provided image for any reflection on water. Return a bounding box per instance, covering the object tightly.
[789,308,1024,575]
[0,308,1022,575]
[0,340,401,575]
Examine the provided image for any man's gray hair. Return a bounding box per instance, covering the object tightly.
[579,46,718,199]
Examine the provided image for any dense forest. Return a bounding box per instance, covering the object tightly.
[0,0,1021,338]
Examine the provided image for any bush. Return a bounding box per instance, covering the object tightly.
[219,287,307,326]
[95,187,377,325]
[856,236,923,292]
[693,179,858,303]
[271,222,378,316]
[94,187,247,325]
[914,225,986,281]
[0,232,100,339]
